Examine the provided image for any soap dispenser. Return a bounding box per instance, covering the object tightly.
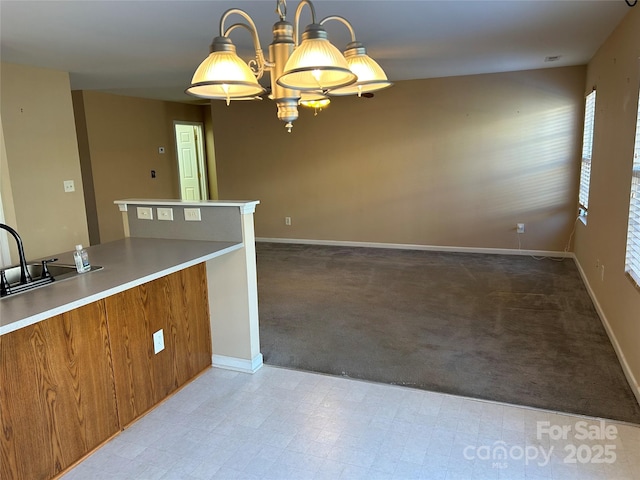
[74,245,91,273]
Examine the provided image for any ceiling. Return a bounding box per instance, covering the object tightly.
[0,1,633,104]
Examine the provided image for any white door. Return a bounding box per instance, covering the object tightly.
[175,123,206,201]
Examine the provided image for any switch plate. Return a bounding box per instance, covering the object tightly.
[285,216,292,226]
[516,223,525,234]
[63,180,75,193]
[136,206,153,220]
[153,329,165,354]
[157,207,174,221]
[184,208,201,221]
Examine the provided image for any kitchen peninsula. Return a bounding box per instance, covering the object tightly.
[0,199,261,480]
[0,237,241,334]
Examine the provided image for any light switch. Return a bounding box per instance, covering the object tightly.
[136,207,153,220]
[184,208,202,221]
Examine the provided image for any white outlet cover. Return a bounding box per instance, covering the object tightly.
[153,329,165,354]
[157,207,174,221]
[63,180,75,192]
[136,206,153,220]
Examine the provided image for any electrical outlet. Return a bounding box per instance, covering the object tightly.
[184,208,201,221]
[285,216,292,226]
[136,207,153,220]
[516,223,525,234]
[63,180,75,193]
[153,329,165,354]
[157,207,173,221]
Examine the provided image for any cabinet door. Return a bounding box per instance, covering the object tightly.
[0,300,119,480]
[165,263,212,386]
[106,264,211,427]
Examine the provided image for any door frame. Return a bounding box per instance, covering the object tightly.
[173,121,208,200]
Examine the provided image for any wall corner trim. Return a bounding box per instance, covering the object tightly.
[212,353,263,374]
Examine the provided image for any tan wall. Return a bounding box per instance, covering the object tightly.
[214,66,585,251]
[0,114,18,266]
[0,62,89,261]
[574,7,640,398]
[74,91,207,243]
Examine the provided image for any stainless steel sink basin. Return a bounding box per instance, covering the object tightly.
[1,262,103,298]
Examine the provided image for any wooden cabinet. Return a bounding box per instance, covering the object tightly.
[0,300,119,480]
[105,263,212,426]
[0,264,212,479]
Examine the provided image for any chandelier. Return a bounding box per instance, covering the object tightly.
[186,0,392,132]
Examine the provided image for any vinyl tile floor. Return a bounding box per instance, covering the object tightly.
[62,366,640,480]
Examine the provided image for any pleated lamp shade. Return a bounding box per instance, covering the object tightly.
[329,42,392,96]
[186,37,266,101]
[277,24,356,91]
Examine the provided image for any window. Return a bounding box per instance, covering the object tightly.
[579,90,597,215]
[625,93,640,286]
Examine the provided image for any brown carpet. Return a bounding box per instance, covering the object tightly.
[256,242,640,425]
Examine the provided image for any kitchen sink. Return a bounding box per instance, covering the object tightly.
[0,262,103,298]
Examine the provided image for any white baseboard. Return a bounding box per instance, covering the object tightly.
[212,353,263,374]
[573,257,640,407]
[256,237,573,258]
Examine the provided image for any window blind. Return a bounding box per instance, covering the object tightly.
[579,90,596,211]
[625,93,640,286]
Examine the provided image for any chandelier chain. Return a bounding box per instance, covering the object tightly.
[277,0,287,20]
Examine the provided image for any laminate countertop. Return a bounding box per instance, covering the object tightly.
[0,237,242,336]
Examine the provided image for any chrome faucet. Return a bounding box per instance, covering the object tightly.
[0,223,31,284]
